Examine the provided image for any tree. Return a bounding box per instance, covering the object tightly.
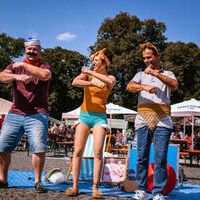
[0,33,25,101]
[161,41,200,102]
[89,12,167,110]
[41,47,89,119]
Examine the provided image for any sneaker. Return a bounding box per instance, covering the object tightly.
[131,190,147,200]
[35,182,47,193]
[153,194,165,200]
[0,180,8,188]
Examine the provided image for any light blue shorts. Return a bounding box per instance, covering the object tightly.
[75,111,109,129]
[0,112,49,153]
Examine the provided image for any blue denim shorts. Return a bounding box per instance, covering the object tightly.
[74,111,109,129]
[0,112,49,153]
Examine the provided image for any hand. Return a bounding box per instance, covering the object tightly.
[144,67,156,75]
[12,62,25,69]
[145,85,157,94]
[90,77,105,89]
[15,74,31,84]
[82,66,92,75]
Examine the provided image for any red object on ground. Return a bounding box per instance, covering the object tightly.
[0,118,4,130]
[147,162,176,195]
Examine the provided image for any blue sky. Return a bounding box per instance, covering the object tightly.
[0,0,199,57]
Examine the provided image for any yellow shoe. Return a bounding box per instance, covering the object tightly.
[66,187,79,196]
[92,189,103,199]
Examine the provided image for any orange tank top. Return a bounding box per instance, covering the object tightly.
[81,79,111,114]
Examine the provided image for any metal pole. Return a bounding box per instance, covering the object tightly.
[192,115,194,149]
[183,117,186,135]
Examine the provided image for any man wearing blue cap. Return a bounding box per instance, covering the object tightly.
[0,38,51,193]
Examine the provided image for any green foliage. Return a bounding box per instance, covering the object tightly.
[89,12,167,110]
[161,41,200,102]
[1,12,200,120]
[0,33,25,68]
[0,33,25,101]
[41,47,89,119]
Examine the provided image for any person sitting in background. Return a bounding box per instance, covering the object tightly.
[176,132,181,139]
[170,132,176,140]
[58,121,66,136]
[111,133,116,147]
[69,126,75,138]
[127,128,133,143]
[51,123,59,135]
[184,134,192,149]
[115,129,123,146]
[194,133,200,150]
[49,121,54,129]
[178,128,184,139]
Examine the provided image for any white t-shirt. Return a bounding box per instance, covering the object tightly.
[131,69,177,130]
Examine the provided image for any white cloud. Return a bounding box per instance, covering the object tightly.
[56,32,76,41]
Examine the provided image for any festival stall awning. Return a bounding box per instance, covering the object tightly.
[62,103,137,119]
[62,107,80,119]
[171,98,200,117]
[62,103,137,130]
[171,98,200,149]
[106,103,137,115]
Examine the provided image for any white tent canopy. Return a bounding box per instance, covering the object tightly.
[0,98,12,114]
[62,103,137,130]
[171,98,200,149]
[62,103,137,119]
[106,103,137,115]
[171,98,200,117]
[62,107,80,119]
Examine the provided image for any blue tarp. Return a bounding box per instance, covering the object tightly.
[7,171,200,200]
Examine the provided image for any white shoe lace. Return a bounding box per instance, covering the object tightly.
[153,194,165,200]
[132,190,147,200]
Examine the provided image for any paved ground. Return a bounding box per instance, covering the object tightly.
[0,150,200,200]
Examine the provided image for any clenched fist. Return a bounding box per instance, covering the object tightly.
[144,85,157,94]
[82,66,92,75]
[12,62,25,69]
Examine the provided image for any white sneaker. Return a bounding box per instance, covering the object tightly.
[153,194,165,200]
[132,190,147,200]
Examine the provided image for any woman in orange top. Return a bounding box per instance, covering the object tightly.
[66,48,116,198]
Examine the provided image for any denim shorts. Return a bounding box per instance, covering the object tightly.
[0,112,49,153]
[75,111,109,129]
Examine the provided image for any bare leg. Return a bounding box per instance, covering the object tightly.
[0,152,11,183]
[32,153,45,183]
[92,126,105,192]
[72,123,90,190]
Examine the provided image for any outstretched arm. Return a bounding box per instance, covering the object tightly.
[12,62,51,81]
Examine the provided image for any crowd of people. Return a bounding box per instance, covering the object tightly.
[49,121,75,139]
[170,129,200,150]
[110,128,136,147]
